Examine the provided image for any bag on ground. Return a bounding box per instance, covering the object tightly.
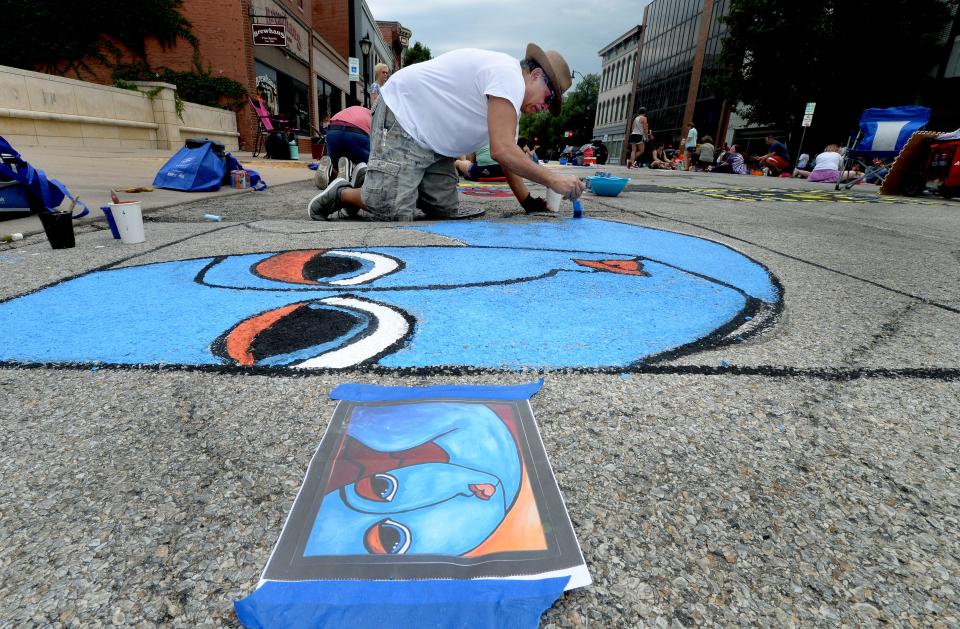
[153,138,227,192]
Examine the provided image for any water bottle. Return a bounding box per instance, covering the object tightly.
[203,214,222,222]
[572,199,583,219]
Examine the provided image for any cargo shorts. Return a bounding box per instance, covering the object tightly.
[361,99,460,221]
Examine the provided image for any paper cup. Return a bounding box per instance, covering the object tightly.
[545,189,563,212]
[110,202,145,244]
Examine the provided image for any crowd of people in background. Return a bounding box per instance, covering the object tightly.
[622,115,869,184]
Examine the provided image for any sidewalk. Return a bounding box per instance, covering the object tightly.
[0,145,314,236]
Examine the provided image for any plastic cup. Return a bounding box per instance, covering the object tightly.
[110,202,145,244]
[545,189,563,212]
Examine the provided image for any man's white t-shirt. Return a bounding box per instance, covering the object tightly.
[380,49,525,158]
[812,151,842,172]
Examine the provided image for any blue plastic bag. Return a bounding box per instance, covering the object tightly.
[153,142,226,192]
[0,135,89,217]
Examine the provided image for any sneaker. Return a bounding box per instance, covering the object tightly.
[337,157,352,183]
[351,162,367,189]
[307,178,348,221]
[313,155,332,190]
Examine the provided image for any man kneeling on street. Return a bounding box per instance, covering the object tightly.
[307,43,584,221]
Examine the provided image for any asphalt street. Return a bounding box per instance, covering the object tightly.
[1,165,958,627]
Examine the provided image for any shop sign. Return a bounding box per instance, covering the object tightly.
[348,57,360,82]
[253,23,286,46]
[251,0,309,64]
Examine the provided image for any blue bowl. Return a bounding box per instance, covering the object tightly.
[588,176,630,197]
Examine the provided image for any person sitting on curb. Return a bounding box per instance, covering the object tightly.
[712,144,748,175]
[307,44,584,221]
[455,144,504,181]
[314,105,371,191]
[793,144,862,183]
[758,135,791,176]
[695,135,715,172]
[648,143,672,169]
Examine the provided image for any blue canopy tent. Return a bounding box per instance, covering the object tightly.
[837,106,931,190]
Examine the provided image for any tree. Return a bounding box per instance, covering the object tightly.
[710,0,952,145]
[403,42,432,67]
[0,0,196,78]
[520,73,599,156]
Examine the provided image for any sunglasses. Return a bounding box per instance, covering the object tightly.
[540,71,556,107]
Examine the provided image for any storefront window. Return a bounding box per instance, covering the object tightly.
[256,60,310,134]
[255,61,279,115]
[316,77,342,122]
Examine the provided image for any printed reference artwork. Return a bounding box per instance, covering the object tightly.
[0,219,782,370]
[234,381,588,628]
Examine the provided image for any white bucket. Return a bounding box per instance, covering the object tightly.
[110,202,145,244]
[545,188,563,212]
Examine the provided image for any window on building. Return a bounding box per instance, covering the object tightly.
[946,35,960,78]
[316,77,342,122]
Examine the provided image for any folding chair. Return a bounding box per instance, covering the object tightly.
[249,96,290,158]
[836,106,931,190]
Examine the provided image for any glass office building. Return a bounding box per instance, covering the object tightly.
[633,0,729,147]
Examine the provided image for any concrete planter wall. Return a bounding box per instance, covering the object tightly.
[0,65,239,150]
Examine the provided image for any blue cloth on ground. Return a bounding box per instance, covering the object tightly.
[234,578,569,629]
[0,135,90,217]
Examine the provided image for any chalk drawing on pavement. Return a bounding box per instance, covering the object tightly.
[672,186,950,205]
[0,219,782,371]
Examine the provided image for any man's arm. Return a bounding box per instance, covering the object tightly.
[487,96,583,200]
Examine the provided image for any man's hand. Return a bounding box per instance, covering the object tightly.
[550,174,585,200]
[520,194,550,213]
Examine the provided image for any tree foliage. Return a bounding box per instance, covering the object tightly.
[0,0,196,78]
[403,42,433,66]
[520,73,600,155]
[710,0,952,144]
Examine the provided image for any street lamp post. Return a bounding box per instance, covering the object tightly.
[359,34,372,108]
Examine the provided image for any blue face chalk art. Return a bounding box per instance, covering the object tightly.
[0,219,781,370]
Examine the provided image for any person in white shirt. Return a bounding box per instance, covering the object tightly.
[308,44,584,221]
[792,144,858,183]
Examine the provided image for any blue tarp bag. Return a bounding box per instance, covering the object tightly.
[0,135,89,217]
[153,139,226,192]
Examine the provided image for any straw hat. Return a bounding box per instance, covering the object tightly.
[524,43,571,116]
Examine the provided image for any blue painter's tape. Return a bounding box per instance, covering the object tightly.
[330,379,544,402]
[234,577,569,629]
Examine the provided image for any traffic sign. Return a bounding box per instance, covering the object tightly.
[804,102,816,115]
[802,114,814,127]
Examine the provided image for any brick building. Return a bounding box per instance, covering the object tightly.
[72,0,409,152]
[377,21,413,71]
